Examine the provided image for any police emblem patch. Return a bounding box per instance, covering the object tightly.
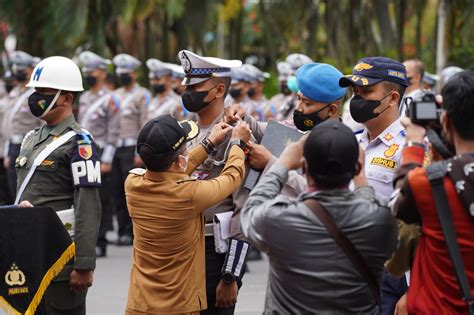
[78,144,92,160]
[180,52,192,73]
[384,144,399,158]
[384,133,394,142]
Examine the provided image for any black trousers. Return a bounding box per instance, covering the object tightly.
[6,143,21,199]
[0,158,12,205]
[111,146,135,237]
[97,169,113,248]
[202,236,236,315]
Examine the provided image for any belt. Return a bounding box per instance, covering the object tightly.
[205,223,214,237]
[10,134,24,145]
[116,138,137,148]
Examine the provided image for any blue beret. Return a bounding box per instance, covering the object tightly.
[296,63,346,103]
[339,56,408,87]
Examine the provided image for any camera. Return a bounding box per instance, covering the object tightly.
[407,92,442,127]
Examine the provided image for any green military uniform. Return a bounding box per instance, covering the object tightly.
[16,114,101,314]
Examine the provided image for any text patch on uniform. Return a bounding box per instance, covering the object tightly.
[370,157,397,169]
[70,133,101,187]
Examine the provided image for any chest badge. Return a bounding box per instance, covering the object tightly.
[384,144,399,158]
[383,133,394,142]
[16,156,28,167]
[78,144,92,160]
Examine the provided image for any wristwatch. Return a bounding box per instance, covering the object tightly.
[221,272,236,284]
[229,139,247,151]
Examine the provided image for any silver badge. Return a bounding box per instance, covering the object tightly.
[17,156,27,167]
[180,52,192,73]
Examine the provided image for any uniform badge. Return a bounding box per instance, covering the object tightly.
[384,144,399,158]
[17,156,27,167]
[354,62,373,72]
[78,144,92,160]
[303,119,314,128]
[180,52,192,73]
[383,133,394,142]
[371,157,397,169]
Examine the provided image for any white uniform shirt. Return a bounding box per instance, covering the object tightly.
[357,119,406,202]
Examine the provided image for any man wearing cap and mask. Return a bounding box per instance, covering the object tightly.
[224,67,252,109]
[240,120,397,314]
[16,56,102,314]
[125,114,250,315]
[339,57,408,315]
[145,58,182,121]
[269,61,295,120]
[112,53,151,246]
[77,51,120,257]
[3,51,42,199]
[243,64,270,121]
[178,49,265,314]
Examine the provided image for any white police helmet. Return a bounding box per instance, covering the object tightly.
[26,56,84,91]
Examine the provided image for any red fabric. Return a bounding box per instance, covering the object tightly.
[402,146,425,165]
[406,167,474,314]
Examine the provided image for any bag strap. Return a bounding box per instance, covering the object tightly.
[14,130,77,205]
[304,198,381,306]
[80,93,111,127]
[426,162,474,315]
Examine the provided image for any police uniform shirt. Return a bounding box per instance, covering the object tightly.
[146,90,182,121]
[357,119,405,202]
[3,85,41,143]
[114,83,151,140]
[16,114,102,275]
[78,87,119,164]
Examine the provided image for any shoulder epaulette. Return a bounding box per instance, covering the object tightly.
[176,176,197,184]
[129,168,146,176]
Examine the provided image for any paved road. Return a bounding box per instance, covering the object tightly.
[87,245,268,314]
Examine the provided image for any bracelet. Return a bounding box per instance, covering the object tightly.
[200,138,215,154]
[404,141,425,149]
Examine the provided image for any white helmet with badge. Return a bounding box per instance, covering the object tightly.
[26,56,84,92]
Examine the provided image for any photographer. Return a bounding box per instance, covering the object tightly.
[392,70,474,314]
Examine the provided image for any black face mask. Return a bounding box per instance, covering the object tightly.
[247,88,255,98]
[229,88,242,99]
[85,75,97,87]
[349,93,391,124]
[152,84,166,94]
[173,87,182,95]
[28,91,60,117]
[119,73,132,86]
[181,86,216,113]
[293,104,331,131]
[5,83,14,93]
[15,71,27,82]
[280,83,291,95]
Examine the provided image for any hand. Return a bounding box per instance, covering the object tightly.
[400,116,426,143]
[100,163,112,174]
[231,121,251,143]
[4,157,10,169]
[394,292,408,315]
[215,280,238,308]
[277,135,307,170]
[133,156,143,167]
[224,103,246,125]
[247,142,272,171]
[19,200,34,208]
[208,122,232,146]
[353,145,369,187]
[70,269,93,292]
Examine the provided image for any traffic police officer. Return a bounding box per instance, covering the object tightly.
[17,56,102,314]
[112,53,151,245]
[145,58,182,120]
[225,67,252,109]
[242,64,270,121]
[3,51,41,198]
[77,51,119,257]
[339,56,409,315]
[179,49,256,314]
[269,61,294,120]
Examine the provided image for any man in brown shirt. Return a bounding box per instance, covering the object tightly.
[125,114,250,314]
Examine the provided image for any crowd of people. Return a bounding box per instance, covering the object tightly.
[0,46,472,315]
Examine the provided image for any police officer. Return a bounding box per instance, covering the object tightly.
[225,67,252,110]
[112,53,151,245]
[77,51,119,257]
[339,57,408,315]
[269,61,294,120]
[3,51,41,198]
[169,63,186,95]
[242,64,270,121]
[285,53,313,72]
[145,58,182,120]
[17,56,101,314]
[178,49,257,314]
